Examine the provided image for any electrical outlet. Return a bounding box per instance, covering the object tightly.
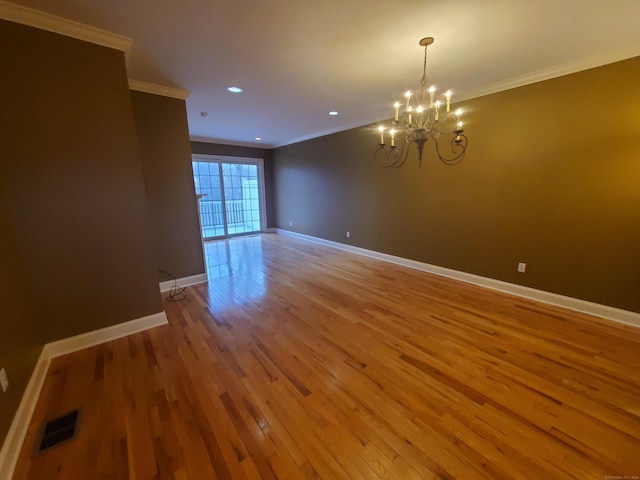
[346,231,350,238]
[517,262,526,273]
[0,368,8,392]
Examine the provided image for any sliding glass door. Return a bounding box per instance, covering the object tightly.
[192,156,265,239]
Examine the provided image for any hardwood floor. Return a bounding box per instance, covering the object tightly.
[13,233,640,479]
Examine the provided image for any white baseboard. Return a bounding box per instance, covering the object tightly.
[0,348,50,480]
[0,311,168,479]
[274,228,640,328]
[159,273,207,293]
[43,311,168,358]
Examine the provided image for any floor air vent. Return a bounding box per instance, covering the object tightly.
[36,408,81,453]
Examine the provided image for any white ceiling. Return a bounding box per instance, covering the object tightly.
[5,0,640,148]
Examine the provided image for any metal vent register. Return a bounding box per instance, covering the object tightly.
[36,409,81,453]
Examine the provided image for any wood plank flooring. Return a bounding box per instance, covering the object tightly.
[12,233,640,479]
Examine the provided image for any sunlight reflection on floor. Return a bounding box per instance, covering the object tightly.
[203,234,268,306]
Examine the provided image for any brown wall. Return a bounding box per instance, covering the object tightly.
[0,20,163,445]
[191,141,276,228]
[0,200,40,445]
[273,57,640,313]
[132,92,205,281]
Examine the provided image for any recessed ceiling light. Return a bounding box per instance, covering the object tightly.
[227,86,243,93]
[255,137,262,141]
[329,111,339,116]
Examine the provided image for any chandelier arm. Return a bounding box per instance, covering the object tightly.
[393,140,410,168]
[374,145,388,166]
[387,142,407,168]
[375,146,398,168]
[382,138,409,168]
[375,142,409,168]
[433,134,467,165]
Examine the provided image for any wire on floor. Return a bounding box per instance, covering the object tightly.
[158,270,187,302]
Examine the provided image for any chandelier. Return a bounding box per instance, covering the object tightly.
[375,37,468,168]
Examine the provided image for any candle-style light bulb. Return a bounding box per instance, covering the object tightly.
[445,90,452,112]
[408,106,412,124]
[378,126,385,145]
[457,121,463,130]
[394,102,400,121]
[429,86,435,108]
[390,129,396,147]
[405,91,411,109]
[416,105,423,127]
[435,101,440,120]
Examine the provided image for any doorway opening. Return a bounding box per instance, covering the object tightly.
[192,155,266,240]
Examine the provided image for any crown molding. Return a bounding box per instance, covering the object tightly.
[128,79,191,100]
[459,48,640,101]
[0,0,132,52]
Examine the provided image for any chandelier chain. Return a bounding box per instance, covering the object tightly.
[421,44,428,89]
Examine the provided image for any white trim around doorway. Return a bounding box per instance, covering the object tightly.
[191,154,268,240]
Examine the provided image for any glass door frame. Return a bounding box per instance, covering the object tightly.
[192,154,267,239]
